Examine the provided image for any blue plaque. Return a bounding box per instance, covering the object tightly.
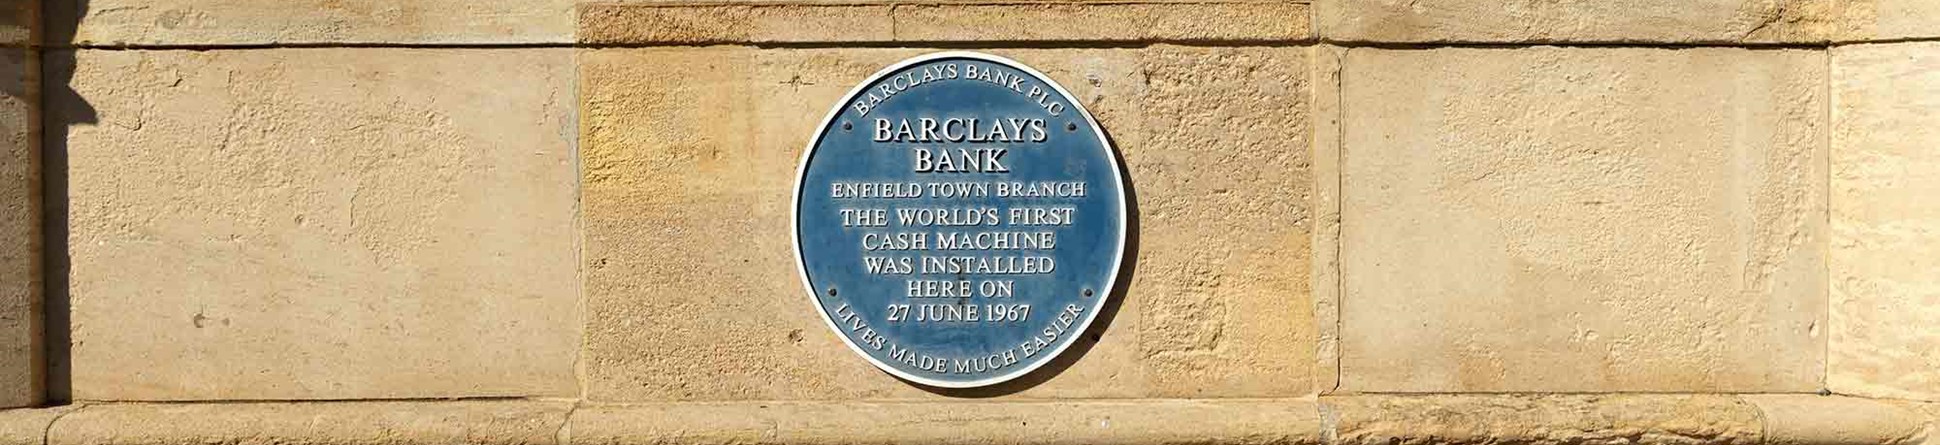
[793,52,1128,388]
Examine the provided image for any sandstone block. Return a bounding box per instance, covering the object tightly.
[1836,0,1940,42]
[1746,395,1929,445]
[49,401,571,445]
[1830,42,1940,402]
[1335,47,1827,392]
[576,2,1309,44]
[9,397,1933,445]
[0,47,39,408]
[1915,402,1940,444]
[50,48,580,400]
[0,406,69,445]
[579,46,1314,400]
[893,2,1309,42]
[568,400,1322,445]
[575,3,894,44]
[1325,395,1765,445]
[49,0,572,45]
[1318,0,1829,43]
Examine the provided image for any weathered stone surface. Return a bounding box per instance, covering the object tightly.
[4,397,1928,445]
[576,3,893,44]
[874,2,1310,43]
[1310,44,1346,395]
[576,2,1310,44]
[1337,47,1827,392]
[579,46,1313,400]
[1326,395,1765,445]
[51,48,580,400]
[1830,42,1940,402]
[1747,395,1929,445]
[0,406,70,445]
[1318,0,1829,43]
[50,401,570,445]
[0,0,32,45]
[1912,402,1940,445]
[0,47,39,408]
[569,399,1322,445]
[49,0,572,45]
[1836,0,1940,42]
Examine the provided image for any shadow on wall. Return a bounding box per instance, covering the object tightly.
[915,129,1139,398]
[40,0,96,404]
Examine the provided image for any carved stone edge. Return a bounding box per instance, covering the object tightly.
[575,1,1315,45]
[0,395,1929,445]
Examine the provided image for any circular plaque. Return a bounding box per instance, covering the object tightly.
[793,52,1127,388]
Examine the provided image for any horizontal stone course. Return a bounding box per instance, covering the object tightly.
[576,2,1312,44]
[0,396,1930,445]
[49,0,574,45]
[1317,0,1830,43]
[1835,0,1940,42]
[49,401,571,445]
[571,399,1323,445]
[1316,0,1940,44]
[1329,395,1764,445]
[0,405,68,445]
[32,0,1940,45]
[50,48,582,400]
[1749,395,1930,445]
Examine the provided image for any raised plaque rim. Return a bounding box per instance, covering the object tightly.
[790,51,1129,389]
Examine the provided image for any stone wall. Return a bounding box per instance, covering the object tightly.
[2,0,1939,442]
[1,0,39,410]
[1831,40,1940,402]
